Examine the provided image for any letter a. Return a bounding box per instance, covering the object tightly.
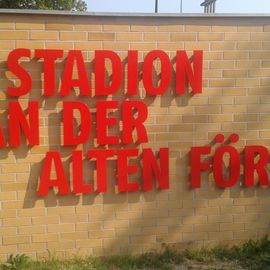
[37,151,70,196]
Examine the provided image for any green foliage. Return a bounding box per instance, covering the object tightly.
[0,247,183,270]
[1,256,106,270]
[184,248,213,263]
[1,236,270,270]
[2,254,30,270]
[39,257,105,270]
[0,0,87,11]
[184,235,270,270]
[104,246,183,270]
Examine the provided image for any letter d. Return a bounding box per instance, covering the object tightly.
[63,101,91,146]
[95,50,122,96]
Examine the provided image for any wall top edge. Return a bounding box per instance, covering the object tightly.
[1,8,270,18]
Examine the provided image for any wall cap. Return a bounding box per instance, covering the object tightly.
[0,8,270,18]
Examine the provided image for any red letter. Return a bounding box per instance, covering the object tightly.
[88,149,115,192]
[142,148,169,191]
[122,100,148,144]
[244,146,269,187]
[9,101,39,147]
[35,49,63,96]
[127,50,139,95]
[176,50,203,94]
[60,50,91,96]
[95,50,122,95]
[72,150,93,194]
[0,128,6,148]
[190,146,211,188]
[63,101,91,146]
[37,151,70,196]
[143,50,171,95]
[213,146,240,188]
[117,148,140,192]
[96,101,119,145]
[7,48,32,96]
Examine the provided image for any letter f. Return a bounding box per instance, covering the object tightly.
[190,146,211,188]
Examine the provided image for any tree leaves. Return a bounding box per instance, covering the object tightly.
[0,0,87,11]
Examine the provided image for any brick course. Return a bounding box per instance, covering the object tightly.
[0,11,270,260]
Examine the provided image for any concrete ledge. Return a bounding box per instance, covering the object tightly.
[0,8,270,18]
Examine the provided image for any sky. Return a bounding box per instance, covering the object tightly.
[85,0,270,13]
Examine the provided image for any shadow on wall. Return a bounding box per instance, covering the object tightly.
[0,54,195,210]
[0,53,265,209]
[0,36,269,254]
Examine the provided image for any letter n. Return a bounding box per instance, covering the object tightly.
[176,50,203,94]
[142,148,169,191]
[9,101,39,147]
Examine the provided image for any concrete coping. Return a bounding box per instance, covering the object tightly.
[0,8,270,18]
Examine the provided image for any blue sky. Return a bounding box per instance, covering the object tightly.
[85,0,270,13]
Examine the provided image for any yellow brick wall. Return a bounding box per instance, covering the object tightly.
[0,11,270,260]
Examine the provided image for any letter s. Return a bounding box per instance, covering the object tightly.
[7,48,32,97]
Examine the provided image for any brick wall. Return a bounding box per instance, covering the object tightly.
[0,11,270,260]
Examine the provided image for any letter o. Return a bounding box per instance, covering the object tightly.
[213,145,240,188]
[142,50,171,95]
